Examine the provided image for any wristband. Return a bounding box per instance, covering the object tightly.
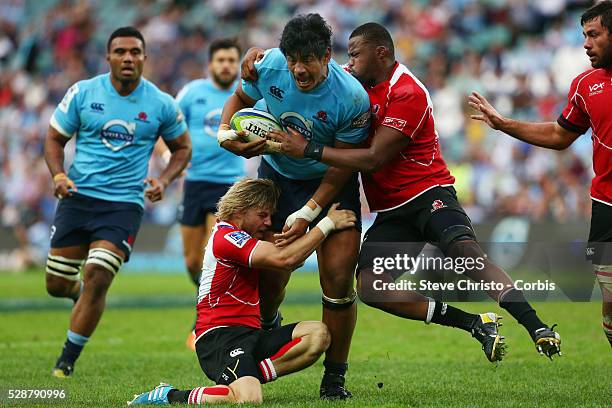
[304,141,324,161]
[53,173,68,182]
[217,124,239,144]
[315,216,336,237]
[284,199,322,227]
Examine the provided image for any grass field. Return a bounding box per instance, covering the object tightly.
[1,271,610,407]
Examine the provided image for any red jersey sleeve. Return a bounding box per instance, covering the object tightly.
[212,229,260,267]
[557,75,590,134]
[382,82,431,138]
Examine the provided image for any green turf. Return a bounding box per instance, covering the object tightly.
[0,271,610,407]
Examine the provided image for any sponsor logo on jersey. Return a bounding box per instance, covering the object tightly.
[351,110,370,128]
[382,116,407,131]
[430,199,447,213]
[100,119,136,151]
[135,111,150,123]
[90,102,105,112]
[195,98,207,104]
[50,225,57,240]
[268,86,285,100]
[589,81,605,96]
[224,231,251,248]
[279,112,313,140]
[314,110,328,122]
[204,108,222,137]
[586,247,595,257]
[229,348,244,357]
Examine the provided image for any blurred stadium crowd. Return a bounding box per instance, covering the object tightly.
[0,0,598,260]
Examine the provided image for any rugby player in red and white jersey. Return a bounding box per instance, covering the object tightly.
[470,1,612,348]
[129,178,357,405]
[258,22,561,360]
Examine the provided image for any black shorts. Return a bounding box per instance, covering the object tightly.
[587,200,612,264]
[196,323,298,386]
[358,186,473,272]
[178,180,232,226]
[257,159,362,232]
[50,193,143,261]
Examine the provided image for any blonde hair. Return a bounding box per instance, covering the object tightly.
[216,178,280,220]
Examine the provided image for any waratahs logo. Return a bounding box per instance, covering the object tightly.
[100,119,136,151]
[204,108,222,137]
[279,112,313,140]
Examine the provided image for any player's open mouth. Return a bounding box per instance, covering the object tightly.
[296,78,311,88]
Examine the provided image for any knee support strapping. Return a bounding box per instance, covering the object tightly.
[86,248,123,275]
[46,254,84,281]
[322,290,357,310]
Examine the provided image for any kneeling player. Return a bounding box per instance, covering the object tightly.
[129,178,356,404]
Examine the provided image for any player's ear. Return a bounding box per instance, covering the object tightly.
[376,46,387,60]
[323,47,331,64]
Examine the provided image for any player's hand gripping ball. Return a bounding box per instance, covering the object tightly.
[230,108,283,153]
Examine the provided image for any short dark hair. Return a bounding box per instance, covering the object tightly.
[107,26,146,52]
[279,13,332,59]
[581,1,612,34]
[209,37,241,60]
[349,22,395,58]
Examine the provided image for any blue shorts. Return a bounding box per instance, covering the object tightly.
[50,193,143,261]
[178,180,232,226]
[257,159,362,232]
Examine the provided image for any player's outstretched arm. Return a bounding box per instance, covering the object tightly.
[45,125,77,199]
[251,204,356,272]
[468,91,581,150]
[271,124,409,173]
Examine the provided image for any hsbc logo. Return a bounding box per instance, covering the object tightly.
[589,82,605,96]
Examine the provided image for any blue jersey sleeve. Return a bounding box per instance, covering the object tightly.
[241,48,284,102]
[50,82,83,138]
[160,94,188,141]
[336,88,370,144]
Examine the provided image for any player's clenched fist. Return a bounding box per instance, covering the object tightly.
[52,173,77,199]
[144,176,167,202]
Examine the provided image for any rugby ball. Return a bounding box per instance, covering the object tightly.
[230,108,282,145]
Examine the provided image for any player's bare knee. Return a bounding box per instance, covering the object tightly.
[309,322,331,354]
[45,274,72,297]
[83,265,114,297]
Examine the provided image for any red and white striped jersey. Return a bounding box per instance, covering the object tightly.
[558,67,612,206]
[194,221,261,340]
[362,62,455,212]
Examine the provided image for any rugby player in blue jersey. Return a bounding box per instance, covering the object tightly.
[218,14,370,399]
[44,27,191,377]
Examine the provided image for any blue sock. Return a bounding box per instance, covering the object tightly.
[57,330,89,366]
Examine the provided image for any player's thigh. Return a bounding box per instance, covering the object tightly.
[421,187,475,249]
[257,159,320,232]
[253,323,299,361]
[317,228,360,296]
[357,206,425,276]
[89,202,143,263]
